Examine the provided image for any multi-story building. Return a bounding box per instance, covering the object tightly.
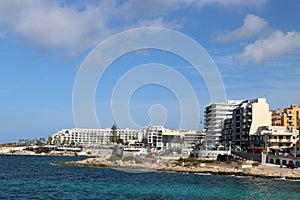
[231,98,271,149]
[146,126,164,150]
[51,126,205,151]
[272,109,284,126]
[220,118,233,146]
[250,126,299,151]
[51,128,145,146]
[183,130,206,148]
[272,104,300,131]
[204,100,243,146]
[162,129,206,149]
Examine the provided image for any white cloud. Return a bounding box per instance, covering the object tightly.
[124,18,183,30]
[0,1,116,55]
[195,0,268,8]
[0,0,269,56]
[214,14,270,42]
[234,31,300,65]
[119,0,268,19]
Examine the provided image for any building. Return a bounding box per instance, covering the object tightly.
[231,98,271,149]
[272,104,300,131]
[162,129,206,149]
[146,126,164,150]
[51,128,146,146]
[204,100,243,146]
[220,118,233,146]
[250,126,299,151]
[183,130,206,148]
[146,126,205,150]
[51,126,205,152]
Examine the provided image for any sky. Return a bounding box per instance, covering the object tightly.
[0,0,300,143]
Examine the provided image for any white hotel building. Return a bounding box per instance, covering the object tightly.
[51,128,146,146]
[204,100,243,146]
[51,126,205,150]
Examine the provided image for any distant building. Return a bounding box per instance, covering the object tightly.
[51,128,145,146]
[51,126,205,151]
[162,129,205,149]
[230,98,271,149]
[272,104,300,131]
[146,126,164,150]
[250,126,299,151]
[204,100,243,146]
[146,125,205,150]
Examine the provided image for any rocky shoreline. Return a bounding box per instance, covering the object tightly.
[2,146,300,179]
[55,157,300,179]
[158,164,300,179]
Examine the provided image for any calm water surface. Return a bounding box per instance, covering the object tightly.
[0,155,299,199]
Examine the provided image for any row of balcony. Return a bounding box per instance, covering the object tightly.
[268,139,293,143]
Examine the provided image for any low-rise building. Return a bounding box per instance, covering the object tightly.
[162,129,205,149]
[250,126,299,151]
[146,126,205,150]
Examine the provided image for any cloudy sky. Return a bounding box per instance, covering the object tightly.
[0,0,300,142]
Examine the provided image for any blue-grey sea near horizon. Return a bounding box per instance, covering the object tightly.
[1,155,300,199]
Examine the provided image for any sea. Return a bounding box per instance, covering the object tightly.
[0,155,300,200]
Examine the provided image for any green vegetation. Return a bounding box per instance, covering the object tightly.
[122,156,135,162]
[1,137,47,147]
[178,157,216,163]
[108,155,143,164]
[108,155,120,162]
[110,124,117,143]
[0,142,18,147]
[116,138,124,144]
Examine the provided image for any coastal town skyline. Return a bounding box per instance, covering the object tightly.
[1,0,300,143]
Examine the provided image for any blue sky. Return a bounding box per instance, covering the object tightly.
[1,0,300,143]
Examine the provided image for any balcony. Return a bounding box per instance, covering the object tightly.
[268,139,292,143]
[288,125,294,129]
[288,113,293,117]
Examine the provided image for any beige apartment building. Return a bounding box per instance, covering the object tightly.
[272,104,300,131]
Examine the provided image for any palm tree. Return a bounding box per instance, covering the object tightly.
[111,123,117,143]
[48,136,53,144]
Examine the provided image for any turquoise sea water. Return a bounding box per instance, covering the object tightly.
[0,155,300,199]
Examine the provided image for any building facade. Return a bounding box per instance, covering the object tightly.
[272,104,300,131]
[51,128,145,146]
[250,126,299,151]
[220,118,233,146]
[162,129,206,149]
[230,98,271,149]
[51,126,205,151]
[146,126,205,150]
[204,100,243,146]
[146,126,164,149]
